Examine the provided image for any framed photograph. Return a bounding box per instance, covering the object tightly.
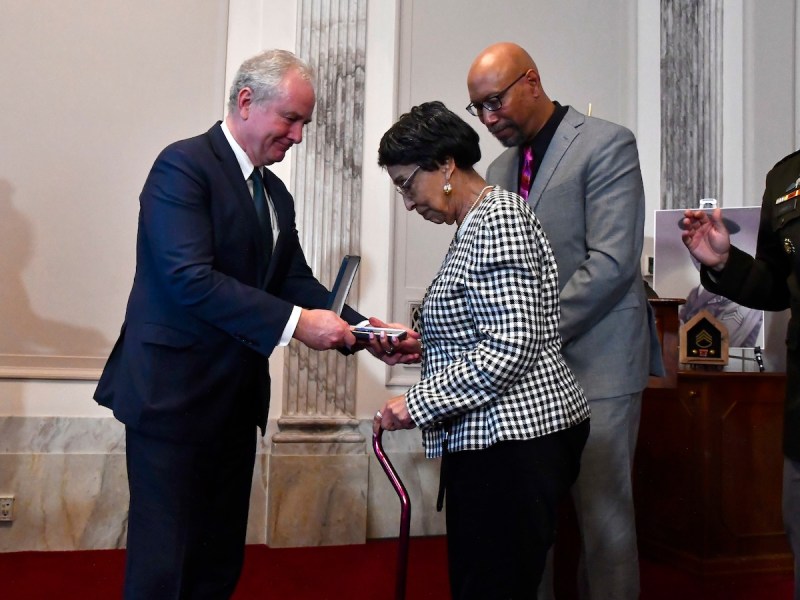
[653,206,764,349]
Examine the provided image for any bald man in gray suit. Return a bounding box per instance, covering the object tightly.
[467,42,663,600]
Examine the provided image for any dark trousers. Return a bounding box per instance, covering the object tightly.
[123,422,257,600]
[444,420,589,600]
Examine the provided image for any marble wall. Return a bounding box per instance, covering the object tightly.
[660,0,724,209]
[0,417,128,551]
[0,416,444,552]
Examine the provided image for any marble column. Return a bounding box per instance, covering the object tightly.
[267,0,369,548]
[661,0,723,210]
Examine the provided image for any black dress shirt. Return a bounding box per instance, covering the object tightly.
[518,102,569,183]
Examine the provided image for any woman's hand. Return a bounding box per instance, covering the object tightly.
[364,317,422,365]
[373,394,416,434]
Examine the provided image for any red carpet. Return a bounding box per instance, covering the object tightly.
[0,536,793,599]
[0,537,448,600]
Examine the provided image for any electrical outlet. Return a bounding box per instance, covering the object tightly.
[0,496,14,522]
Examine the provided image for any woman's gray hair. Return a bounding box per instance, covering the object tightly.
[227,49,314,113]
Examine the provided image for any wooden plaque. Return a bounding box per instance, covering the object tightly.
[679,309,729,365]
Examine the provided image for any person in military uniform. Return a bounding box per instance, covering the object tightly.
[682,148,800,600]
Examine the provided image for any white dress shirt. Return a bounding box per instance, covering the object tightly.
[221,120,300,345]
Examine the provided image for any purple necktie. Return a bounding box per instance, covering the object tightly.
[519,146,534,200]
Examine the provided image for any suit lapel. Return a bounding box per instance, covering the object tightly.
[528,107,582,211]
[208,122,253,207]
[491,149,519,192]
[262,168,293,285]
[207,122,271,282]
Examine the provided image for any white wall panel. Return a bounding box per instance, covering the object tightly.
[389,0,638,384]
[0,1,229,382]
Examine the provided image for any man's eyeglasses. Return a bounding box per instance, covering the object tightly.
[395,165,421,197]
[466,71,528,116]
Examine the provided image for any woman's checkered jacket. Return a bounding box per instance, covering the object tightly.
[406,187,590,458]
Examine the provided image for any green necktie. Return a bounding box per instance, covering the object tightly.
[250,167,273,264]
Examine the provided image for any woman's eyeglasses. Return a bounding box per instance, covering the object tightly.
[395,165,421,197]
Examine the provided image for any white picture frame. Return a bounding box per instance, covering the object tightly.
[654,206,764,350]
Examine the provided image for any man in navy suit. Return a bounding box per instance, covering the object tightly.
[94,49,402,599]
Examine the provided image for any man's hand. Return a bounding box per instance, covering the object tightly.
[682,208,731,271]
[362,317,422,365]
[293,309,356,350]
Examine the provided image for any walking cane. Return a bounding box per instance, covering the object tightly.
[373,428,411,600]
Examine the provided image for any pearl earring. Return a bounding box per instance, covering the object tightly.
[443,182,452,195]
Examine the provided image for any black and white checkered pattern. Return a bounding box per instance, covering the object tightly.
[406,188,590,458]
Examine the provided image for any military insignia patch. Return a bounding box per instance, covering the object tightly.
[680,309,728,367]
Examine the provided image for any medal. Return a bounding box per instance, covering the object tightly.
[776,188,800,204]
[777,178,800,204]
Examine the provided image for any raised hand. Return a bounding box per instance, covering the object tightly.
[681,208,731,271]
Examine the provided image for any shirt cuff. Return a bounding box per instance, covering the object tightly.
[279,306,302,346]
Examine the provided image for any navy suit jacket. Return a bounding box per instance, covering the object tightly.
[95,122,363,442]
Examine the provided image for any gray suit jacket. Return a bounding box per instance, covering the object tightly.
[486,106,662,399]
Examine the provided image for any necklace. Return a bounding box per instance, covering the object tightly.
[422,184,496,344]
[461,185,494,225]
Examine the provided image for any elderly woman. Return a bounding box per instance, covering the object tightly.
[370,101,590,599]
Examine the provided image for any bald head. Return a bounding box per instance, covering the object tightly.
[467,42,553,146]
[468,42,537,85]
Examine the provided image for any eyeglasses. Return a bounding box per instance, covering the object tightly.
[395,165,421,197]
[466,71,528,116]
